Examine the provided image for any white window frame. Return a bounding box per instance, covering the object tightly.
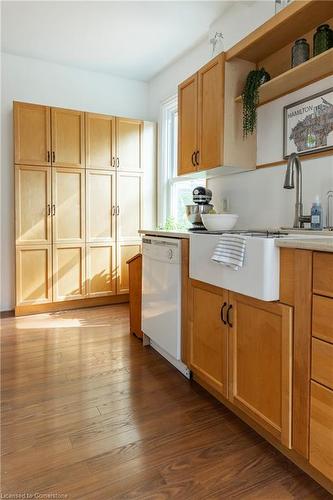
[158,94,178,226]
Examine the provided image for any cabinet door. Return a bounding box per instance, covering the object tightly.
[16,245,52,306]
[310,381,333,481]
[15,165,51,245]
[87,243,116,297]
[117,241,141,295]
[86,170,116,242]
[86,113,116,170]
[178,74,198,176]
[14,102,51,166]
[117,172,142,241]
[53,244,85,301]
[198,54,224,170]
[189,281,228,396]
[51,108,85,167]
[116,118,143,172]
[52,168,85,244]
[229,293,292,448]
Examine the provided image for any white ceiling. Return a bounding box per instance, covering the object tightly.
[1,1,231,81]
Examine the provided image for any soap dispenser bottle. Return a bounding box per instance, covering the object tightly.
[311,196,323,230]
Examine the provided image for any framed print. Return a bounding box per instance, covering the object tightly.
[283,88,333,159]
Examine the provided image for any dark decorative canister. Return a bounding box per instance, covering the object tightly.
[291,38,310,67]
[313,24,333,56]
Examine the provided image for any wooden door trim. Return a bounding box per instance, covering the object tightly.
[86,112,116,171]
[52,167,86,244]
[15,164,52,246]
[86,169,116,243]
[197,53,225,171]
[86,242,117,297]
[51,107,85,168]
[14,102,51,166]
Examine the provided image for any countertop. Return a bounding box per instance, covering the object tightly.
[276,237,333,252]
[138,229,190,239]
[139,228,333,251]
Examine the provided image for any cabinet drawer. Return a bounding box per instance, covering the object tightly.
[312,338,333,390]
[310,381,333,481]
[312,294,333,343]
[313,252,333,298]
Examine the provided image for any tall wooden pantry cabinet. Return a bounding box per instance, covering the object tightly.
[14,102,156,315]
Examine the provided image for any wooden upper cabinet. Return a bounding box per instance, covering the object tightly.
[86,169,116,242]
[51,108,85,168]
[14,102,51,166]
[189,281,228,397]
[117,172,142,241]
[197,54,224,170]
[15,165,51,245]
[86,113,116,170]
[116,118,143,172]
[228,293,293,448]
[178,73,198,175]
[52,167,85,244]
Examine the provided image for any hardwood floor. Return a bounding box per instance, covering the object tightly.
[1,305,330,499]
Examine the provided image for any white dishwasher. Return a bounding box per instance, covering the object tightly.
[142,236,190,378]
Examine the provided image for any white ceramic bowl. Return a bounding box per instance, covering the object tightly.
[201,213,239,231]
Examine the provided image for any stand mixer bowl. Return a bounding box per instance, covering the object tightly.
[185,204,214,225]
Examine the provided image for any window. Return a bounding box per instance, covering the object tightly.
[158,95,205,229]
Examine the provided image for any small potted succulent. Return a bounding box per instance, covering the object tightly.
[242,68,270,137]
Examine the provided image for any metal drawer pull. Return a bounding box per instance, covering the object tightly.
[116,157,120,168]
[191,152,196,166]
[221,302,227,325]
[47,151,50,163]
[227,304,233,327]
[52,151,55,163]
[52,204,56,216]
[116,206,120,215]
[47,204,51,216]
[195,151,200,166]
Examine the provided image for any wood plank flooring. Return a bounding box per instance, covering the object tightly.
[1,304,330,499]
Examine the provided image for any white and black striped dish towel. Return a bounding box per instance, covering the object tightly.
[211,234,246,270]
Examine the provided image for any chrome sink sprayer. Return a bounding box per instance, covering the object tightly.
[283,153,311,229]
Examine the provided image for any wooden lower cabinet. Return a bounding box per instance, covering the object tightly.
[189,280,228,396]
[86,243,116,297]
[117,241,142,294]
[228,293,293,448]
[310,381,333,481]
[16,245,52,306]
[52,244,86,301]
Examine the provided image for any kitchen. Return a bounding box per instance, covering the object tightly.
[1,0,333,498]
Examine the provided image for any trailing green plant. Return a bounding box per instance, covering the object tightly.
[242,68,270,137]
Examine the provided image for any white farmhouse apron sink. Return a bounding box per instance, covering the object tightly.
[189,233,280,301]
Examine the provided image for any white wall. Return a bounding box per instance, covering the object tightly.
[148,0,333,229]
[1,52,150,311]
[148,1,275,120]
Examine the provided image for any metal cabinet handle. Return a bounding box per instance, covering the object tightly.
[52,204,55,216]
[112,157,115,168]
[191,152,196,167]
[112,205,116,216]
[52,151,55,163]
[47,151,50,163]
[227,304,233,328]
[221,302,227,325]
[116,157,120,168]
[195,150,200,166]
[116,206,120,215]
[47,204,51,216]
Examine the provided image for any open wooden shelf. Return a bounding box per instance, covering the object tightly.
[235,48,333,107]
[226,0,333,63]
